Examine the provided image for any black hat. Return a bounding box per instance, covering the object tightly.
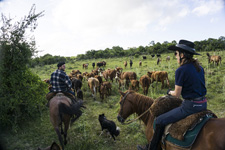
[168,39,200,55]
[57,62,65,68]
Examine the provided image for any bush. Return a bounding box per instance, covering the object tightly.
[0,5,46,128]
[134,54,139,58]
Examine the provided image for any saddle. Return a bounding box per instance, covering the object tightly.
[46,92,75,102]
[150,95,217,142]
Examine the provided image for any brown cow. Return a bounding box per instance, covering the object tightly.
[116,67,123,73]
[100,83,108,101]
[83,63,89,69]
[166,56,170,62]
[88,77,99,100]
[147,71,170,89]
[207,53,222,66]
[71,70,81,76]
[95,75,103,85]
[124,61,127,69]
[43,79,52,90]
[102,69,117,82]
[92,69,99,75]
[85,72,95,80]
[76,74,83,81]
[119,71,137,88]
[121,72,137,80]
[139,61,142,67]
[129,80,139,91]
[100,81,112,100]
[43,79,50,84]
[139,75,151,95]
[118,79,125,90]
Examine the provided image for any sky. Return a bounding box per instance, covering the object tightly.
[0,0,225,57]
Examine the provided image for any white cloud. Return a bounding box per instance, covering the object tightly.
[1,0,225,56]
[192,0,224,16]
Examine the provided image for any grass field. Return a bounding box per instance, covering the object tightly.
[2,51,225,150]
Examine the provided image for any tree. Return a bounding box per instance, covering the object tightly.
[0,5,47,129]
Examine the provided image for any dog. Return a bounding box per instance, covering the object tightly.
[98,113,120,141]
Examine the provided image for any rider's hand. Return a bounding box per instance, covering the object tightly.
[167,88,171,95]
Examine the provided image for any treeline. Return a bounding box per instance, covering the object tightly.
[76,37,225,59]
[30,37,225,67]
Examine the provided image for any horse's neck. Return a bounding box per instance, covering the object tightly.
[134,96,154,125]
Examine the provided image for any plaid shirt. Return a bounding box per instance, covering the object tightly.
[50,69,72,92]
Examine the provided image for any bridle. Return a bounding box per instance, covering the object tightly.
[119,92,151,125]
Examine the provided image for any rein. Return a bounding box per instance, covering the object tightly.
[122,107,151,125]
[120,91,151,125]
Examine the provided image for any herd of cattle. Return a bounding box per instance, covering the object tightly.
[67,64,170,101]
[44,52,222,102]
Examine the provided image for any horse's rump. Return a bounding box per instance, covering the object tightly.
[46,92,75,102]
[168,110,217,141]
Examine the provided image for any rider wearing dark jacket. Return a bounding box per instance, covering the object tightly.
[137,39,207,150]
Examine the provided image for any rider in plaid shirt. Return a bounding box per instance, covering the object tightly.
[50,62,75,96]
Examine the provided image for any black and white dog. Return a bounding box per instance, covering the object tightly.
[98,113,120,141]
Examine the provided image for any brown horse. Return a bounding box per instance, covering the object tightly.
[207,53,222,66]
[117,90,225,150]
[49,93,84,150]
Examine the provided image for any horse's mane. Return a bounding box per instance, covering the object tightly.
[125,90,154,115]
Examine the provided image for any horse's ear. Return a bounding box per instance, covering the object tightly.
[51,142,60,150]
[118,90,125,96]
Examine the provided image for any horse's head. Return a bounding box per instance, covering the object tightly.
[117,90,135,123]
[38,142,61,150]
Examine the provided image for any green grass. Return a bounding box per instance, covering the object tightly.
[2,51,225,150]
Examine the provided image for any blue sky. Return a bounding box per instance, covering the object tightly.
[0,0,225,57]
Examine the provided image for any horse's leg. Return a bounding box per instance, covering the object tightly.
[55,127,64,150]
[161,81,164,89]
[63,121,69,146]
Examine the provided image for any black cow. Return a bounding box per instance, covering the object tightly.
[151,54,155,58]
[92,62,95,69]
[97,62,104,68]
[72,78,82,93]
[157,54,161,57]
[143,56,146,59]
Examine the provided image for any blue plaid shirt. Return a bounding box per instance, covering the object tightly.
[50,69,72,92]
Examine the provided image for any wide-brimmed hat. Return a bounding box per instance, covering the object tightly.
[57,62,65,68]
[168,39,200,55]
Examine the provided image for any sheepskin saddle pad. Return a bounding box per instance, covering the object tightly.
[150,95,217,147]
[165,113,216,148]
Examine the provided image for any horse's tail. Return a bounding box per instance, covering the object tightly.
[58,100,84,116]
[59,103,74,116]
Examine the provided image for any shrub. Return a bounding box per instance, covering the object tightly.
[0,5,46,128]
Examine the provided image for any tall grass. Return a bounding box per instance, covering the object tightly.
[2,51,225,150]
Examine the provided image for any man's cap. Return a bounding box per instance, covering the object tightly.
[57,62,65,68]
